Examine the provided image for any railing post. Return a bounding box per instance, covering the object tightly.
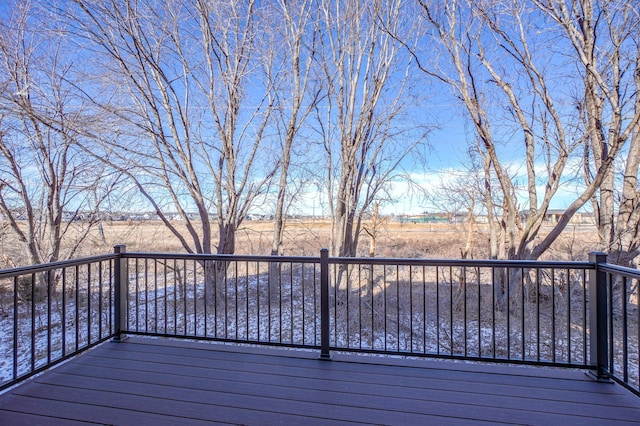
[113,245,128,342]
[320,248,331,360]
[588,251,610,381]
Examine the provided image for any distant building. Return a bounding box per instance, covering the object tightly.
[520,209,595,224]
[397,213,450,224]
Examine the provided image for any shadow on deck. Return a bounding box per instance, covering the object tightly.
[1,337,639,425]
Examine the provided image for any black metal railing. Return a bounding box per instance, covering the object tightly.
[0,254,117,391]
[328,256,593,367]
[1,246,638,397]
[117,247,322,348]
[597,260,640,394]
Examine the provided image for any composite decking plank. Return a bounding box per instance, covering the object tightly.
[176,337,589,381]
[10,382,353,425]
[85,343,624,395]
[38,364,640,423]
[56,359,633,410]
[42,361,640,420]
[11,380,487,425]
[0,409,94,426]
[106,338,596,382]
[15,375,596,426]
[125,336,593,380]
[0,394,216,425]
[35,373,502,424]
[3,337,640,425]
[100,339,601,386]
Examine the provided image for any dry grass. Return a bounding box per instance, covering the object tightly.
[0,219,601,268]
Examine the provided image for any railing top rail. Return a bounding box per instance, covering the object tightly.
[328,256,595,269]
[122,251,321,264]
[598,262,640,279]
[0,251,600,277]
[0,253,118,279]
[120,251,594,270]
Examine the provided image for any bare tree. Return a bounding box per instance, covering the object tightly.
[0,2,116,266]
[534,0,640,266]
[428,148,490,259]
[67,0,279,261]
[414,0,639,262]
[315,0,426,263]
[268,0,320,257]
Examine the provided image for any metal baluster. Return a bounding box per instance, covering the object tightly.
[566,268,571,363]
[268,259,272,342]
[279,261,282,343]
[183,259,187,336]
[346,263,350,348]
[173,259,178,334]
[536,268,540,362]
[13,276,18,379]
[436,266,440,356]
[396,265,399,352]
[290,261,293,344]
[246,261,249,341]
[154,259,158,334]
[234,260,238,340]
[144,259,148,334]
[370,263,375,349]
[108,260,113,336]
[423,266,427,355]
[302,262,306,345]
[135,259,139,332]
[334,263,338,349]
[223,259,228,339]
[99,262,103,339]
[75,265,79,351]
[256,261,260,342]
[477,266,481,357]
[30,273,35,372]
[608,272,613,374]
[521,267,525,361]
[410,265,414,353]
[449,266,453,356]
[213,259,218,339]
[507,267,510,360]
[62,268,67,356]
[163,260,168,335]
[204,260,209,338]
[314,260,318,346]
[491,266,496,359]
[384,265,387,352]
[552,268,556,363]
[87,264,92,344]
[583,269,587,364]
[463,266,467,357]
[47,270,52,364]
[622,276,628,383]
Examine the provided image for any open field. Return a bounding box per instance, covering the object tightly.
[0,219,602,268]
[88,219,602,259]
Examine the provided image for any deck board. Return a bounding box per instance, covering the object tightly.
[1,337,639,425]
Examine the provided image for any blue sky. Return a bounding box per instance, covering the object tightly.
[0,0,619,219]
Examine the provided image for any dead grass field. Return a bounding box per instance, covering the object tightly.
[0,218,601,268]
[77,219,601,259]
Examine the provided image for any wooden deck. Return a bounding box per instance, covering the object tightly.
[1,337,639,425]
